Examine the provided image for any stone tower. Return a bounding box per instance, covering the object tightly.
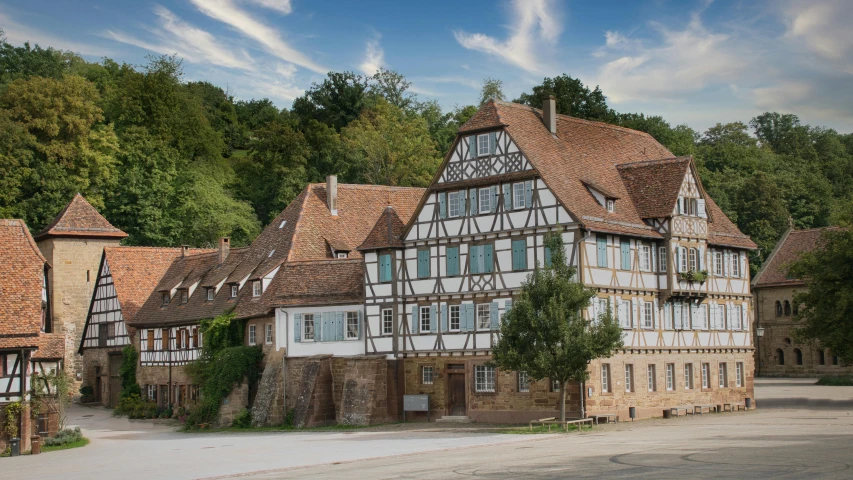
[35,194,127,381]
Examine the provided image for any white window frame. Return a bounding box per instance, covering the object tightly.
[619,300,631,328]
[475,365,496,392]
[601,364,610,393]
[265,324,273,345]
[714,251,723,276]
[719,362,728,388]
[642,302,653,329]
[248,324,257,346]
[346,311,359,339]
[180,290,188,304]
[422,365,434,385]
[606,198,615,212]
[336,252,348,259]
[252,281,262,297]
[476,303,491,330]
[688,248,698,272]
[518,371,530,393]
[449,305,461,331]
[420,306,431,333]
[382,308,393,335]
[231,284,238,298]
[477,134,490,157]
[647,364,656,392]
[478,187,491,214]
[303,313,315,341]
[147,384,157,401]
[512,182,526,209]
[659,246,667,272]
[684,363,694,390]
[625,364,633,392]
[679,247,688,273]
[207,288,214,301]
[702,363,710,389]
[666,363,674,391]
[640,245,651,271]
[448,191,461,217]
[732,252,740,278]
[736,362,744,387]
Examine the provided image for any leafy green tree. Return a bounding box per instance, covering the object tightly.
[615,113,697,157]
[515,74,612,121]
[341,98,440,187]
[734,172,790,274]
[479,77,505,105]
[369,68,416,111]
[789,225,853,364]
[492,234,624,421]
[751,112,817,161]
[0,109,37,219]
[418,101,477,156]
[0,31,86,85]
[301,119,342,182]
[292,71,370,131]
[185,81,240,155]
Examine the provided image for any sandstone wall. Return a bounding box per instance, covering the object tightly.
[80,347,124,405]
[215,379,249,428]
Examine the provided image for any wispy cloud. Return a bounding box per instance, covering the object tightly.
[0,8,111,57]
[106,5,254,70]
[358,33,384,76]
[453,0,561,74]
[414,75,481,90]
[246,0,292,15]
[188,0,327,74]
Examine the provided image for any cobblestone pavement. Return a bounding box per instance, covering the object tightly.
[6,378,852,480]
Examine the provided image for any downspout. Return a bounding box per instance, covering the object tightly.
[577,229,592,419]
[167,329,172,409]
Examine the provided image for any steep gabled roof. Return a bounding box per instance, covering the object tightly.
[359,206,408,250]
[753,227,841,287]
[34,193,127,241]
[618,157,690,219]
[103,247,188,323]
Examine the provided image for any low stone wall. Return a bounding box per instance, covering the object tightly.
[251,349,285,426]
[290,355,337,427]
[215,379,249,428]
[338,356,389,426]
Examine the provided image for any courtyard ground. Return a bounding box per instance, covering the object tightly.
[5,377,852,479]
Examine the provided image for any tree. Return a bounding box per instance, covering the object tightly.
[369,68,416,111]
[734,172,790,274]
[292,71,370,131]
[515,74,612,121]
[491,234,624,421]
[479,77,505,106]
[789,225,853,364]
[418,101,477,155]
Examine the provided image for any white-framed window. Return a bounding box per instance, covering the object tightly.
[702,363,710,389]
[719,362,728,388]
[732,304,742,330]
[606,199,615,212]
[736,362,744,387]
[231,284,239,298]
[518,371,530,393]
[382,309,393,335]
[647,364,656,392]
[420,306,431,333]
[666,363,675,390]
[718,304,727,329]
[684,363,694,390]
[477,134,490,156]
[449,305,461,331]
[478,188,491,213]
[147,384,157,401]
[477,304,490,330]
[422,365,434,385]
[513,182,526,209]
[207,288,214,301]
[265,324,273,344]
[679,247,687,273]
[248,324,257,345]
[303,313,315,341]
[252,281,262,297]
[475,365,496,392]
[732,253,740,277]
[448,191,461,217]
[688,248,698,272]
[642,302,653,329]
[551,379,561,392]
[346,311,359,339]
[625,364,634,392]
[714,251,723,276]
[640,245,651,271]
[180,290,188,304]
[162,292,170,305]
[659,246,667,272]
[336,252,348,259]
[601,364,611,393]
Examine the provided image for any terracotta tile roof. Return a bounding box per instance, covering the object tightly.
[102,247,190,323]
[753,227,841,287]
[358,206,407,250]
[34,193,127,240]
[0,219,61,359]
[447,100,755,247]
[617,157,689,218]
[32,333,65,359]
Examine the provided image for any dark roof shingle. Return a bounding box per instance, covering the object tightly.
[35,193,127,240]
[753,227,840,287]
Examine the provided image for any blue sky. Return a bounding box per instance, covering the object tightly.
[2,0,852,133]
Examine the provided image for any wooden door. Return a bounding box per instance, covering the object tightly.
[108,354,122,408]
[448,373,466,416]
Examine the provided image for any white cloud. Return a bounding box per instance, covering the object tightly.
[784,0,853,61]
[246,0,292,15]
[414,75,481,90]
[359,34,384,76]
[453,0,561,74]
[189,0,326,74]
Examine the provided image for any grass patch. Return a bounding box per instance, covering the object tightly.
[816,375,853,386]
[41,437,90,453]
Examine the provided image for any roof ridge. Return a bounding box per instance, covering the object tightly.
[494,100,660,138]
[308,183,427,191]
[617,157,691,169]
[790,226,843,234]
[1,218,48,265]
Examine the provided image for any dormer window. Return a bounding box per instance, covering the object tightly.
[180,290,188,304]
[252,281,262,297]
[161,292,170,306]
[606,199,615,213]
[336,252,348,259]
[468,133,495,158]
[207,288,215,301]
[478,134,490,156]
[230,284,238,298]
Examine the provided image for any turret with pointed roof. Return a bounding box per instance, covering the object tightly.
[34,193,127,241]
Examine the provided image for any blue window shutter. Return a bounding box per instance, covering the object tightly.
[411,306,419,334]
[447,247,459,276]
[525,180,534,208]
[490,302,499,330]
[489,131,497,154]
[430,305,437,333]
[418,250,430,278]
[469,246,480,274]
[490,186,498,213]
[503,184,512,211]
[459,192,466,215]
[698,247,705,271]
[484,244,494,273]
[294,313,301,342]
[468,136,477,159]
[505,299,513,314]
[465,304,475,332]
[438,192,447,219]
[621,240,630,270]
[674,303,683,329]
[512,239,526,270]
[318,312,326,342]
[379,254,391,282]
[440,305,448,333]
[357,310,363,339]
[336,311,345,341]
[469,188,478,215]
[544,245,552,268]
[597,236,607,267]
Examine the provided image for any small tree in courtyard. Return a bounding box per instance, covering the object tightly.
[492,233,624,422]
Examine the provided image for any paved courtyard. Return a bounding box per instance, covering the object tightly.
[6,378,853,479]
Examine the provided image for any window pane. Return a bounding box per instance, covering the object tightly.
[382,309,393,335]
[448,191,460,217]
[304,314,314,340]
[420,307,431,332]
[450,305,460,331]
[477,304,491,329]
[518,371,530,392]
[513,183,525,209]
[347,312,359,339]
[479,188,491,213]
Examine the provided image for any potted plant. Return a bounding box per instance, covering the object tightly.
[79,386,95,403]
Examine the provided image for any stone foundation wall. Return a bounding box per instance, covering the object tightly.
[290,355,337,427]
[251,349,285,426]
[215,379,249,428]
[81,347,124,405]
[337,356,389,425]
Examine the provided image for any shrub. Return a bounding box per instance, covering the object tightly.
[283,408,295,428]
[232,408,252,428]
[115,394,158,419]
[816,375,853,386]
[44,427,83,446]
[119,346,141,400]
[79,385,94,397]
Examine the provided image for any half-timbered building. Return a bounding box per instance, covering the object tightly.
[361,98,758,422]
[78,247,187,407]
[1,219,64,451]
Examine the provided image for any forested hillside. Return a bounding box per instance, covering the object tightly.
[1,35,851,273]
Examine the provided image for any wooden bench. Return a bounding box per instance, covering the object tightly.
[592,413,619,424]
[528,417,594,432]
[722,402,746,412]
[668,405,692,417]
[693,404,717,415]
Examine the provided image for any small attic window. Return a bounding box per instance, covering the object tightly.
[230,284,238,298]
[207,288,215,301]
[268,249,275,258]
[180,290,188,304]
[252,281,262,297]
[337,252,348,259]
[161,292,170,306]
[279,220,286,229]
[606,199,615,213]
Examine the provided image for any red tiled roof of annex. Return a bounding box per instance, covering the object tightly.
[754,227,842,287]
[34,193,127,240]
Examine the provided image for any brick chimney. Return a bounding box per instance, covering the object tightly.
[326,175,338,216]
[218,237,230,264]
[181,245,190,257]
[543,95,557,134]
